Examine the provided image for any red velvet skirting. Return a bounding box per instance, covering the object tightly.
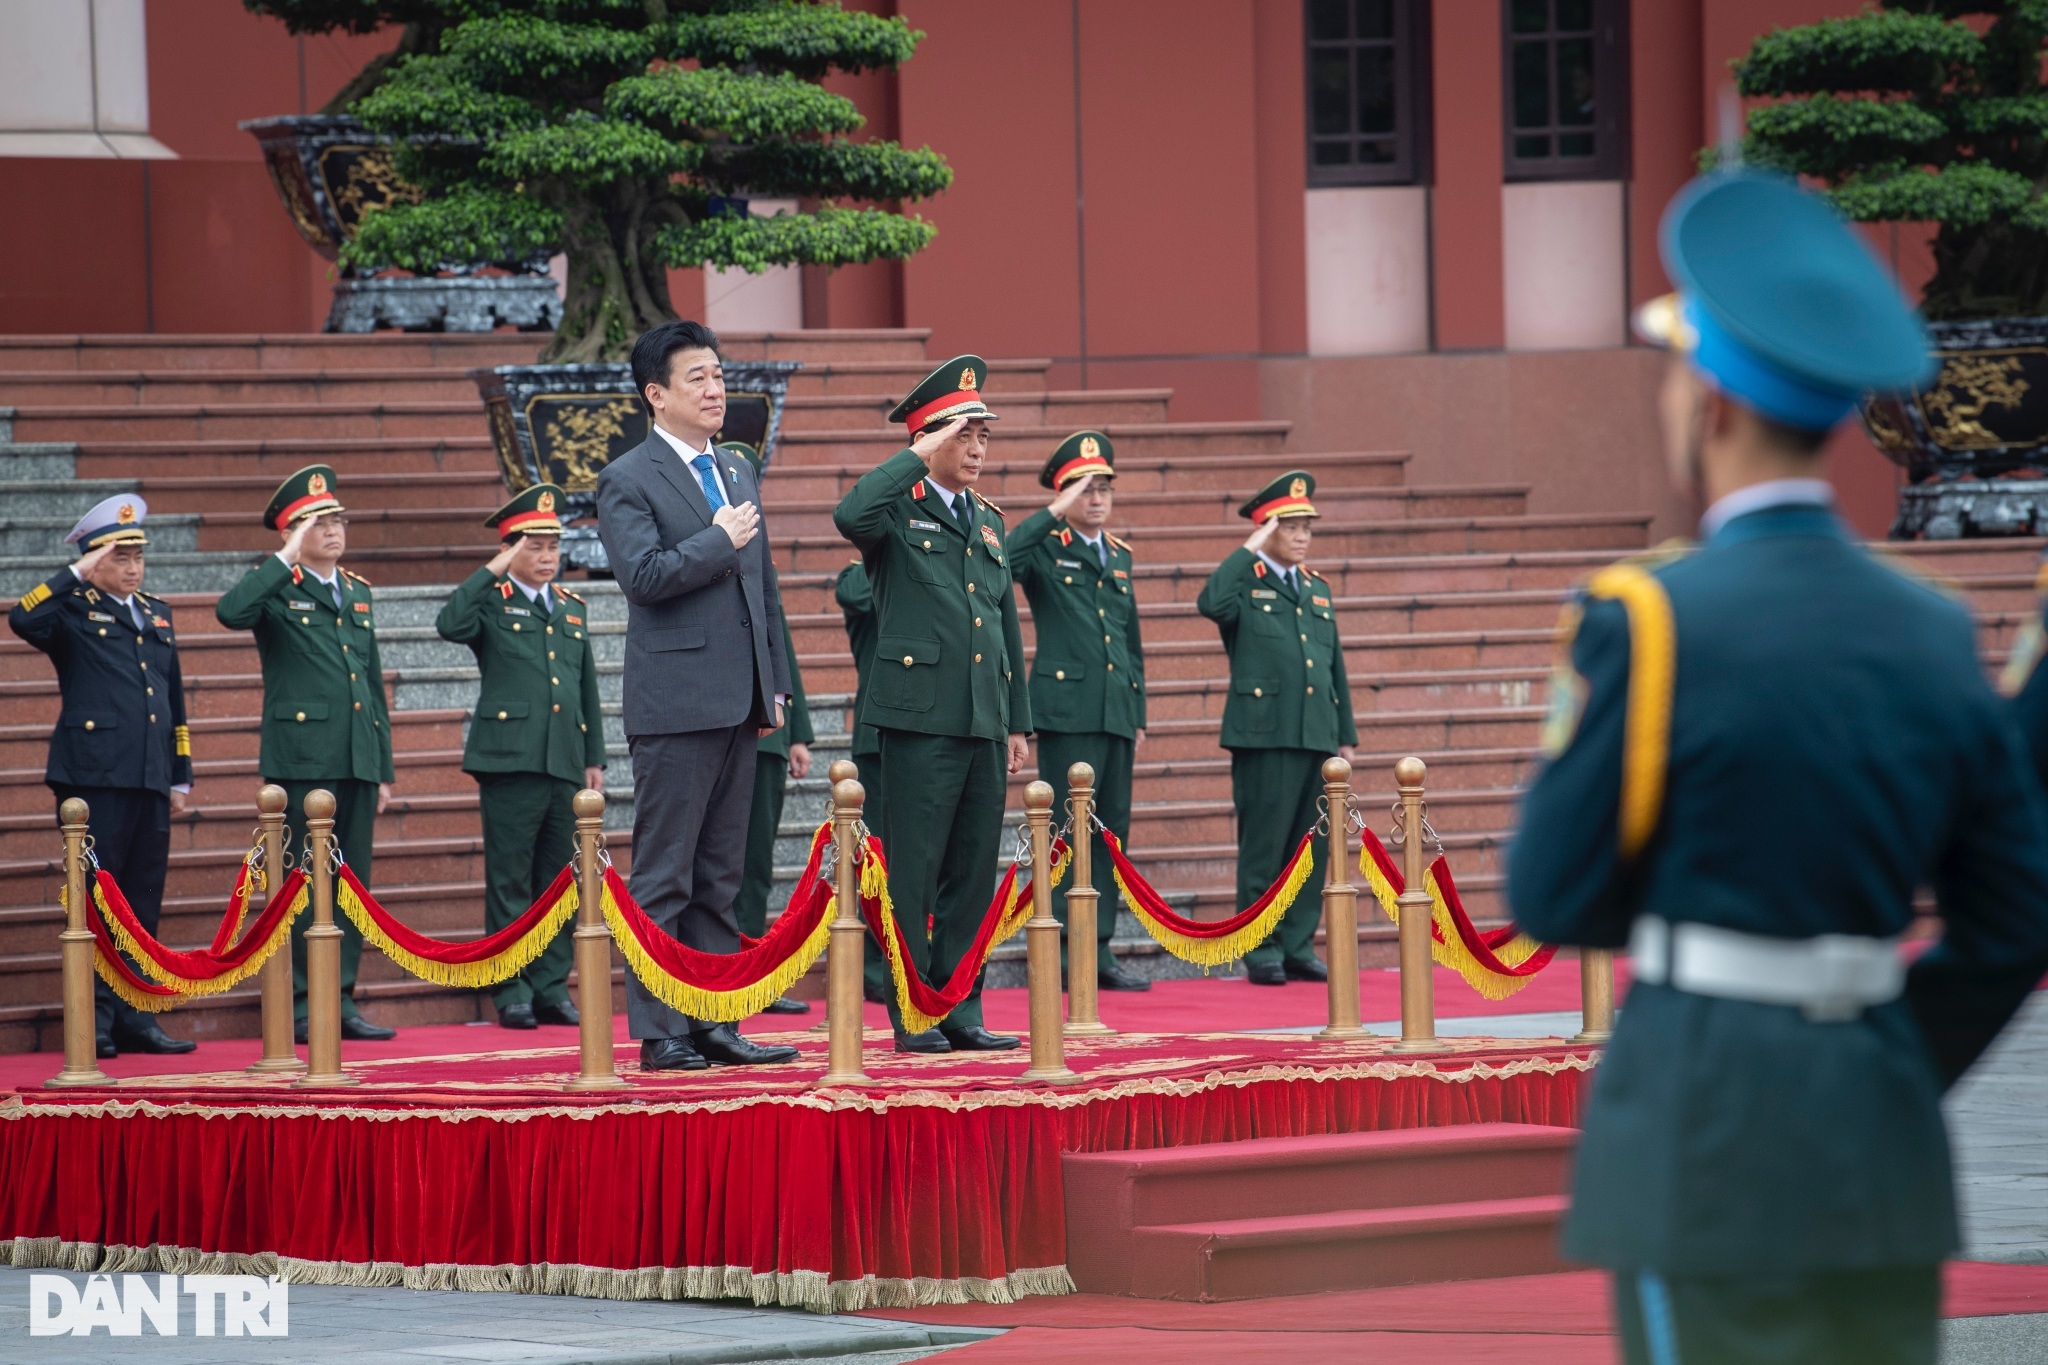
[0,1035,1590,1312]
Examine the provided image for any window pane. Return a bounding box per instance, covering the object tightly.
[1309,0,1349,40]
[1313,140,1354,166]
[1358,138,1397,164]
[1356,45,1397,134]
[1311,49,1352,135]
[1559,131,1595,157]
[1355,0,1394,39]
[1515,134,1552,159]
[1556,0,1592,31]
[1512,40,1551,130]
[1510,0,1549,35]
[1555,38,1595,126]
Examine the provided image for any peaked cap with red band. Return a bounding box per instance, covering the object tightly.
[1039,430,1115,490]
[886,354,999,436]
[263,464,345,531]
[1237,469,1319,524]
[486,482,566,541]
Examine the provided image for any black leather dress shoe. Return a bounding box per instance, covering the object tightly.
[294,1017,307,1045]
[534,1000,580,1026]
[1099,962,1152,992]
[340,1016,397,1041]
[893,1028,951,1054]
[1244,961,1288,986]
[96,1033,117,1060]
[640,1036,708,1071]
[939,1025,1021,1051]
[762,996,811,1015]
[693,1023,799,1066]
[497,1002,538,1030]
[1284,957,1329,983]
[113,1021,196,1055]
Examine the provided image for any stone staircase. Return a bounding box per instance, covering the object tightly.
[0,328,2037,1050]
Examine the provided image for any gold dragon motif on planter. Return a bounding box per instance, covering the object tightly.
[1921,354,2031,450]
[541,398,641,491]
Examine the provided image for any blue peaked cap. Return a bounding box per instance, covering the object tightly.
[1653,171,1934,430]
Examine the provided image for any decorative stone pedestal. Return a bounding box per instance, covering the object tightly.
[327,277,562,335]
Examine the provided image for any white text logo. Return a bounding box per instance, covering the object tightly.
[28,1273,289,1336]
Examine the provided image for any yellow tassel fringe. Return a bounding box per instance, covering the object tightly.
[601,880,832,1024]
[86,878,306,1005]
[864,845,1062,1034]
[1359,846,1544,1001]
[339,876,575,990]
[1113,839,1311,967]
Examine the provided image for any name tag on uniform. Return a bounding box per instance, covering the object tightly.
[502,606,531,617]
[566,614,583,625]
[1250,589,1278,600]
[1312,595,1330,607]
[287,600,317,611]
[909,519,943,532]
[1056,558,1084,569]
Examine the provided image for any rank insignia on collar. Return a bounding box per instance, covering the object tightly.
[1058,528,1073,546]
[980,524,1003,552]
[1252,561,1267,579]
[290,565,303,585]
[499,581,514,599]
[910,480,926,501]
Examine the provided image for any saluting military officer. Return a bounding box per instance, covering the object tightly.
[832,356,1031,1053]
[1197,472,1357,987]
[726,443,815,1018]
[215,464,398,1042]
[834,558,893,1005]
[1007,432,1150,991]
[9,497,197,1058]
[1511,170,2048,1365]
[434,484,605,1030]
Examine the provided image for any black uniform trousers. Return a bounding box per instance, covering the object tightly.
[625,725,755,1039]
[852,749,893,1005]
[1231,747,1330,971]
[1614,1264,1939,1365]
[1036,731,1132,975]
[53,785,170,1039]
[875,729,1005,1032]
[275,777,377,1022]
[478,773,577,1011]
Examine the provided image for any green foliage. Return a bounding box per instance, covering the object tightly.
[1735,2,2048,317]
[251,0,952,357]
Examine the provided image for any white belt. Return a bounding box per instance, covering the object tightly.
[1629,915,1905,1022]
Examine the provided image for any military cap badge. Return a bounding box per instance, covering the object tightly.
[887,355,1000,436]
[264,464,346,531]
[1040,429,1116,490]
[487,483,568,541]
[66,494,152,550]
[1238,469,1319,524]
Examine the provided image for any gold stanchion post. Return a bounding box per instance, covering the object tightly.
[248,784,304,1074]
[1388,757,1447,1053]
[1062,762,1113,1038]
[1316,757,1370,1041]
[812,759,861,1034]
[565,789,626,1091]
[1020,782,1080,1084]
[48,797,107,1088]
[294,789,355,1087]
[1574,948,1616,1044]
[821,775,871,1085]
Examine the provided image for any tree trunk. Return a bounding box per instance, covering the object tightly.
[1924,222,2048,321]
[543,181,681,364]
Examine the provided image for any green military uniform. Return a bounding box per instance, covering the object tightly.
[831,356,1031,1046]
[214,464,395,1025]
[1513,171,2048,1365]
[434,485,605,1022]
[1196,470,1356,981]
[835,559,893,1004]
[1007,431,1147,983]
[737,610,815,934]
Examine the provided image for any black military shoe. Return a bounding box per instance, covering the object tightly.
[893,1028,951,1054]
[939,1025,1021,1051]
[113,1021,196,1055]
[497,1002,538,1030]
[693,1023,799,1066]
[340,1016,397,1041]
[640,1036,708,1071]
[534,1000,580,1026]
[1284,957,1329,983]
[95,1033,117,1060]
[1244,961,1288,986]
[293,1017,308,1045]
[762,996,811,1015]
[1099,962,1152,992]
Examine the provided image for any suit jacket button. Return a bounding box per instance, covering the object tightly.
[513,623,521,631]
[974,617,982,627]
[902,655,914,667]
[1107,663,1115,671]
[975,653,983,662]
[742,619,750,627]
[924,540,933,549]
[547,626,554,634]
[146,687,154,696]
[1064,576,1072,584]
[551,677,559,686]
[553,703,561,712]
[149,715,156,723]
[1307,686,1314,695]
[97,628,106,636]
[1055,670,1065,680]
[1252,688,1262,698]
[354,701,362,710]
[498,711,508,720]
[83,720,94,731]
[967,583,976,593]
[295,711,306,722]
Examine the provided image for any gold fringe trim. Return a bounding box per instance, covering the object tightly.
[602,881,832,1024]
[1586,561,1676,860]
[3,1237,1073,1315]
[1115,838,1310,967]
[87,877,304,1003]
[340,875,575,990]
[1360,847,1544,1002]
[865,845,1062,1033]
[93,952,182,1013]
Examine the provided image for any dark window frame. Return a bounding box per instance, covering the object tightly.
[1500,0,1629,183]
[1304,0,1433,189]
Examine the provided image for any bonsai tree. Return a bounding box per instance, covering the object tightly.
[244,2,458,114]
[1735,2,2048,319]
[302,0,951,362]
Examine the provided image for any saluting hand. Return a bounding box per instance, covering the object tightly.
[279,515,315,567]
[486,542,517,577]
[70,542,115,582]
[714,501,760,550]
[1243,517,1280,555]
[1006,733,1029,776]
[1047,473,1093,521]
[910,415,969,463]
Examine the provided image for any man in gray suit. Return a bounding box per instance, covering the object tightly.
[596,320,801,1071]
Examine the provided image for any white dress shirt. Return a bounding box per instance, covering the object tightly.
[1699,478,1835,540]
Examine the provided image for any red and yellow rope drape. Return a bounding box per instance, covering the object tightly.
[1103,828,1313,967]
[600,823,837,1022]
[858,835,1069,1034]
[86,861,309,1012]
[1358,828,1555,1000]
[338,863,579,991]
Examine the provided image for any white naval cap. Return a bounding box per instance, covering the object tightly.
[65,494,150,549]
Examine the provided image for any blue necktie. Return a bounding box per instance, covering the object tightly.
[690,453,725,511]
